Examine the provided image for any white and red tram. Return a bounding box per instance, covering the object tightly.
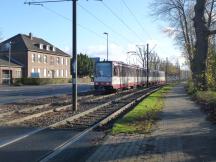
[94,61,165,90]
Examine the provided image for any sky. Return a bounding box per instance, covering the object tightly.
[0,0,185,67]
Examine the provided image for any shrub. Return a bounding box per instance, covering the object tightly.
[195,91,216,104]
[186,80,197,95]
[13,78,71,85]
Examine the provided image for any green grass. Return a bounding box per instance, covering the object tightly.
[112,85,173,134]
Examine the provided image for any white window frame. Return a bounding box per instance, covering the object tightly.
[32,54,36,63]
[46,45,50,51]
[44,55,47,63]
[66,58,68,66]
[66,69,68,77]
[57,57,60,65]
[61,69,64,77]
[44,68,47,77]
[39,44,43,49]
[56,69,59,77]
[38,54,41,63]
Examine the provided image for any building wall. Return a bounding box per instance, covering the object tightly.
[0,51,27,77]
[27,51,71,78]
[0,66,22,84]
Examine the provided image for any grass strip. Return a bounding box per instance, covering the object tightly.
[112,85,173,134]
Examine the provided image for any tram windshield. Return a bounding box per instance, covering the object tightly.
[96,62,112,77]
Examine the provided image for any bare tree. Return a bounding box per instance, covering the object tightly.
[135,46,147,68]
[151,0,195,65]
[149,52,160,70]
[151,0,216,90]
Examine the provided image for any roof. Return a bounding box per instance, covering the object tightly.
[0,55,22,68]
[0,33,71,57]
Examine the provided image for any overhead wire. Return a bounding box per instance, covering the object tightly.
[121,0,152,40]
[101,1,144,42]
[38,4,121,46]
[78,3,133,44]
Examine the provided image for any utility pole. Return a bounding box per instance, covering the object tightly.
[146,43,149,88]
[8,42,11,86]
[72,0,77,111]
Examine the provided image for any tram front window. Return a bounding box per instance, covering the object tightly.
[96,63,112,77]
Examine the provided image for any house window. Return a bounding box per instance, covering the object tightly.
[38,54,41,63]
[16,70,21,78]
[66,69,68,77]
[66,58,68,66]
[61,69,64,77]
[44,55,47,63]
[32,54,36,62]
[46,45,50,51]
[56,69,59,77]
[32,68,35,73]
[50,56,54,65]
[38,68,41,77]
[58,70,61,77]
[53,46,56,52]
[44,68,47,77]
[61,58,64,65]
[57,57,60,65]
[39,44,43,49]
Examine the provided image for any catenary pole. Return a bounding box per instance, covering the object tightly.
[72,0,77,111]
[8,42,11,86]
[146,43,149,88]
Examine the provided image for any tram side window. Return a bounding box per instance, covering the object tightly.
[122,66,126,76]
[114,66,119,76]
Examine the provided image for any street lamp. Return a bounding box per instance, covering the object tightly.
[103,32,109,61]
[5,42,12,86]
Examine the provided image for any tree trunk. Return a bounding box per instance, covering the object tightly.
[192,0,208,91]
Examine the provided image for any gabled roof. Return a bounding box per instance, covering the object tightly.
[0,55,22,68]
[0,33,71,57]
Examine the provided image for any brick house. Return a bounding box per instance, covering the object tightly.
[0,55,22,84]
[0,33,71,80]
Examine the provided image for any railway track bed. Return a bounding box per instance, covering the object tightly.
[0,86,162,162]
[0,89,134,126]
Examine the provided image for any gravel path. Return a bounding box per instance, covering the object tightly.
[87,84,216,162]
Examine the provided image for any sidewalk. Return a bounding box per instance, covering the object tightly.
[87,84,216,162]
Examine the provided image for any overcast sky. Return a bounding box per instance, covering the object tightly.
[0,0,185,67]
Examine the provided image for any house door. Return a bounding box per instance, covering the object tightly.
[2,70,12,85]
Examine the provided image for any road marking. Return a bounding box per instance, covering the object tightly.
[0,128,45,148]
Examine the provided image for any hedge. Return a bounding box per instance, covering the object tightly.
[13,78,71,86]
[12,77,93,86]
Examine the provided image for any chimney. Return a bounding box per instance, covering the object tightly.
[29,32,33,40]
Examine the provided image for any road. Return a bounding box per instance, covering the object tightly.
[0,83,94,105]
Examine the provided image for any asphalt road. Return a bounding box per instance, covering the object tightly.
[0,83,94,105]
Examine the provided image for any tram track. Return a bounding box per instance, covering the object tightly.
[0,89,133,126]
[0,86,162,162]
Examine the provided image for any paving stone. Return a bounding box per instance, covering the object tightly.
[87,84,216,162]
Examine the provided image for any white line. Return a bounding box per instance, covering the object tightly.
[0,128,45,148]
[40,125,98,162]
